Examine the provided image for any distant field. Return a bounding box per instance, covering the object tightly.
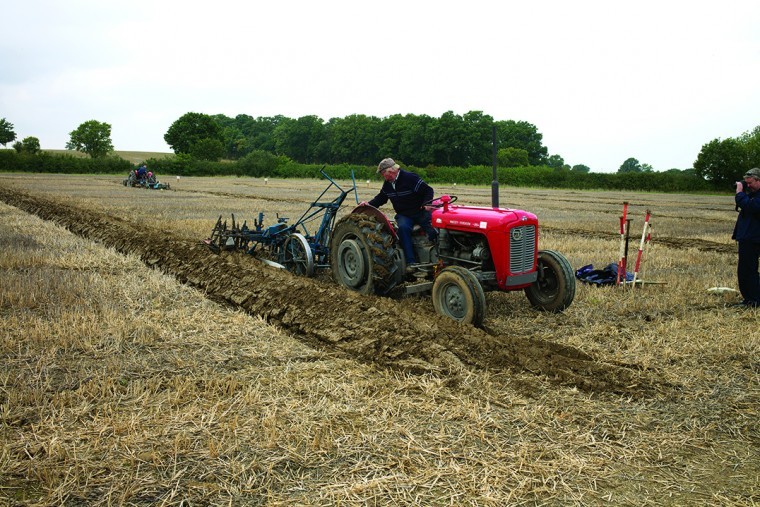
[43,149,175,165]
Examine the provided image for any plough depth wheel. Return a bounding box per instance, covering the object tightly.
[282,233,314,276]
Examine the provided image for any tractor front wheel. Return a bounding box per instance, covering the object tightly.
[432,266,486,327]
[524,250,575,312]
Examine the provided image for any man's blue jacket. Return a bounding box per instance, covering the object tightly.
[368,169,434,216]
[733,189,760,242]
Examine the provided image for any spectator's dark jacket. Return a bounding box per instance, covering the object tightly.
[733,189,760,242]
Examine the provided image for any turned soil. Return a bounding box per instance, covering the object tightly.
[0,184,663,398]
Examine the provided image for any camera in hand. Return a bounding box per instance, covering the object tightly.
[737,180,748,192]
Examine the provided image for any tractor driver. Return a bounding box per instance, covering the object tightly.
[360,158,437,266]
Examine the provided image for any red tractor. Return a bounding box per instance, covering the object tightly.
[329,195,575,327]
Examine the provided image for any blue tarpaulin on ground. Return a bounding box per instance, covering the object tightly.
[575,263,633,286]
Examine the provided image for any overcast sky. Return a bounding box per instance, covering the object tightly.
[2,0,759,172]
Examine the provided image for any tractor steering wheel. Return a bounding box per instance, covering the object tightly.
[427,195,458,208]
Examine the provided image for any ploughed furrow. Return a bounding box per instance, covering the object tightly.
[544,226,735,254]
[0,185,662,397]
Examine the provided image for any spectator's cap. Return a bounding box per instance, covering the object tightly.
[744,167,760,179]
[377,158,399,174]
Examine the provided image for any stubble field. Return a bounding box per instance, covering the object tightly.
[0,173,757,506]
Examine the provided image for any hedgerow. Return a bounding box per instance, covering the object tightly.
[0,150,715,193]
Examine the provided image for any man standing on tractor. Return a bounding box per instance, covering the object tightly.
[361,158,437,267]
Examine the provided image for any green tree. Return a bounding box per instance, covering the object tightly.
[547,154,566,170]
[273,115,328,164]
[497,147,529,167]
[693,138,746,187]
[0,118,17,147]
[376,113,435,167]
[247,116,284,152]
[738,125,760,167]
[571,164,590,173]
[165,112,223,155]
[495,120,548,166]
[65,120,114,158]
[326,115,380,165]
[427,111,470,166]
[13,136,41,154]
[618,157,642,173]
[189,138,225,161]
[461,111,495,166]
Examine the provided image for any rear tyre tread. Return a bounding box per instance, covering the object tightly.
[330,213,400,295]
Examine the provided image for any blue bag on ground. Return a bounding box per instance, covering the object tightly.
[575,263,633,286]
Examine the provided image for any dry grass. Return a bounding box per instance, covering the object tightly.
[0,173,758,505]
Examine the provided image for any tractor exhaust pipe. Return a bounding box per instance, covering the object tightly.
[491,125,499,208]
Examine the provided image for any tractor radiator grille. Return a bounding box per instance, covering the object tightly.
[509,225,536,273]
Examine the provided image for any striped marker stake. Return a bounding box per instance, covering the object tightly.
[638,221,653,284]
[631,210,652,288]
[617,202,629,286]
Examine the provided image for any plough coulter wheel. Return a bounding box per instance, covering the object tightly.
[525,249,576,312]
[330,213,399,295]
[282,233,314,276]
[432,266,487,327]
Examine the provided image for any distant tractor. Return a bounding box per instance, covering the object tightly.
[330,195,575,327]
[123,170,171,190]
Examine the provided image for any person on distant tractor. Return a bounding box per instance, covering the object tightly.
[360,158,437,266]
[136,164,148,183]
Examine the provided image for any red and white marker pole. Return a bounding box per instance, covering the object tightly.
[639,222,652,283]
[632,209,652,287]
[617,202,629,286]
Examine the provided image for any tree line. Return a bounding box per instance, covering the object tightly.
[165,111,559,170]
[2,113,758,191]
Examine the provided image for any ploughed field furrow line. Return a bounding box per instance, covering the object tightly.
[0,186,664,398]
[544,226,735,254]
[175,187,313,205]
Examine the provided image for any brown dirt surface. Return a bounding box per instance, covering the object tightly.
[0,184,662,398]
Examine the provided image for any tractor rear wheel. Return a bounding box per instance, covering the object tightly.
[432,266,487,327]
[330,213,400,295]
[282,233,314,276]
[524,249,575,312]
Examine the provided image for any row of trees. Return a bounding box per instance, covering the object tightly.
[693,126,760,187]
[1,118,114,158]
[163,112,759,186]
[164,111,561,169]
[0,118,40,154]
[3,112,759,190]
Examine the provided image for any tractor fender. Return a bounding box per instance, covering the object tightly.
[349,205,398,241]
